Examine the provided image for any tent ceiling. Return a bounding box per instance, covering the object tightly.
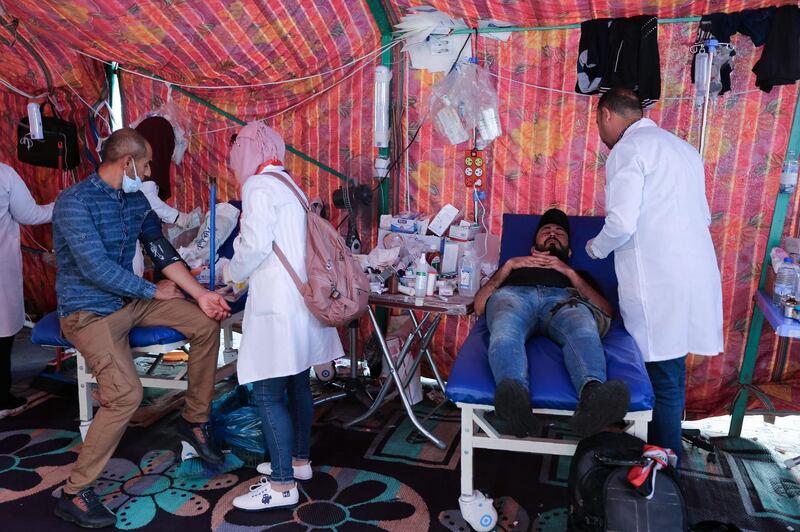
[392,1,783,27]
[0,1,380,95]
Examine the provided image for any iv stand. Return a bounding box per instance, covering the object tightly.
[699,39,718,161]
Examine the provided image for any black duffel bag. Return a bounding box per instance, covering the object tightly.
[17,101,80,170]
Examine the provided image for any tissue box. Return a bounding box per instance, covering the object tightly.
[428,204,460,236]
[449,223,480,241]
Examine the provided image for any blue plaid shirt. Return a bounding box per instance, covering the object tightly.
[54,173,160,317]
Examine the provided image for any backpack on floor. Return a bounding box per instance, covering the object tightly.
[567,431,687,532]
[268,171,369,327]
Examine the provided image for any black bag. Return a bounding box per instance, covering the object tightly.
[568,431,687,532]
[17,101,80,170]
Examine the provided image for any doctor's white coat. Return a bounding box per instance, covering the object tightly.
[590,119,724,362]
[0,163,53,337]
[224,166,343,383]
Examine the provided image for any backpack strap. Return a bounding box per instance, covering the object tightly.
[263,170,310,212]
[261,170,307,296]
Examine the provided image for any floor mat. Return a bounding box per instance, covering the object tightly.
[1,391,799,531]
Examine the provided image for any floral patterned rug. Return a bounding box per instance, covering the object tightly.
[1,393,798,531]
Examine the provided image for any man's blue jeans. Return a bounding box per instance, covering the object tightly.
[486,286,607,395]
[645,356,686,458]
[252,369,313,483]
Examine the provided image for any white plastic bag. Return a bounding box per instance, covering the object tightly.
[427,61,502,146]
[178,203,240,269]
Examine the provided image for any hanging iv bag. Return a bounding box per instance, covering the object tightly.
[694,50,709,108]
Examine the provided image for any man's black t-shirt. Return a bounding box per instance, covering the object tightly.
[501,264,603,294]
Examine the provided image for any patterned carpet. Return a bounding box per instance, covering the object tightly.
[0,388,798,531]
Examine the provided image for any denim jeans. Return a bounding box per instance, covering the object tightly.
[486,286,607,395]
[645,356,686,459]
[252,369,313,483]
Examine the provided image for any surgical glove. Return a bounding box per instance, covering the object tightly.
[585,238,598,259]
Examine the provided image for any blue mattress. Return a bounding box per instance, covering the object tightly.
[445,214,654,411]
[31,311,186,349]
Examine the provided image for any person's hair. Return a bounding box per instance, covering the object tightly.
[598,88,643,118]
[101,128,148,163]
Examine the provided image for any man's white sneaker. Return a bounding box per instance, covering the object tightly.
[256,461,313,480]
[232,477,299,511]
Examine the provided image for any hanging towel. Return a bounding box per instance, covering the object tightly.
[598,15,660,108]
[753,5,800,93]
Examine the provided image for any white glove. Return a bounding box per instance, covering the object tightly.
[585,238,598,259]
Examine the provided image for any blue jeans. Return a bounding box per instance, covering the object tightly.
[486,286,607,395]
[645,356,686,459]
[252,369,313,483]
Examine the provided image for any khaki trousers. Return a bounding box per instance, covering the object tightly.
[59,298,220,494]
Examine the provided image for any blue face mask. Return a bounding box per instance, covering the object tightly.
[122,158,143,194]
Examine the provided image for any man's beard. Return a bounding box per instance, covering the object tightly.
[535,242,570,262]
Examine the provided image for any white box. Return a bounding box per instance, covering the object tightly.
[449,223,480,241]
[441,240,460,274]
[428,204,460,236]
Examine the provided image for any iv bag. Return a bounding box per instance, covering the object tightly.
[694,51,709,108]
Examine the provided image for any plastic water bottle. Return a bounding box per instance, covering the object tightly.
[414,254,429,298]
[458,249,480,297]
[773,257,796,306]
[780,150,798,194]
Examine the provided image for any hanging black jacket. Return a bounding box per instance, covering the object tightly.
[598,15,660,108]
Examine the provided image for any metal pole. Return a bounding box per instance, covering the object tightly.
[208,176,216,291]
[699,40,717,160]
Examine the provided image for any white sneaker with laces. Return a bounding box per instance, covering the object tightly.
[256,461,313,480]
[233,477,299,511]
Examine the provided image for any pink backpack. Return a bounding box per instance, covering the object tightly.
[267,172,369,327]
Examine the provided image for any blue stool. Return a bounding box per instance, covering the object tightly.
[445,214,655,531]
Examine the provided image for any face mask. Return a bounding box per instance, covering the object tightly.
[122,158,143,193]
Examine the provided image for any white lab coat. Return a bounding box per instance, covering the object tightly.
[224,165,343,383]
[590,118,724,362]
[133,181,180,276]
[0,163,53,337]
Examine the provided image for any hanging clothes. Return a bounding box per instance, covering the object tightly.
[753,5,800,93]
[598,15,660,109]
[575,19,612,95]
[692,8,775,95]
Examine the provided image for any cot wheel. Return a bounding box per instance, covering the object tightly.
[459,490,497,531]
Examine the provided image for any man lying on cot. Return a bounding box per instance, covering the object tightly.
[52,128,231,529]
[473,208,630,438]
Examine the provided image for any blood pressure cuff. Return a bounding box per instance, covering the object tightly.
[141,235,184,271]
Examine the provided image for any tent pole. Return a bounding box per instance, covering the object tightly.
[730,87,800,436]
[139,70,350,183]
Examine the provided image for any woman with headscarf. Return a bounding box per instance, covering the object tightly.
[223,122,343,511]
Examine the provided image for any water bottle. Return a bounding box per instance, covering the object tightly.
[780,150,798,194]
[458,249,480,297]
[414,254,429,298]
[773,257,796,306]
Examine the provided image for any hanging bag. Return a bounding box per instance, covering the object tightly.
[17,100,80,170]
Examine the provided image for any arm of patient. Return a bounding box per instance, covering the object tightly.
[473,256,527,316]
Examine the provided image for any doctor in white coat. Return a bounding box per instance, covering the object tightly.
[0,162,53,417]
[587,89,723,457]
[223,123,343,512]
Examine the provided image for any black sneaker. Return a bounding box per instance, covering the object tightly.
[569,379,630,438]
[54,488,116,528]
[176,417,224,465]
[0,395,27,419]
[493,379,541,438]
